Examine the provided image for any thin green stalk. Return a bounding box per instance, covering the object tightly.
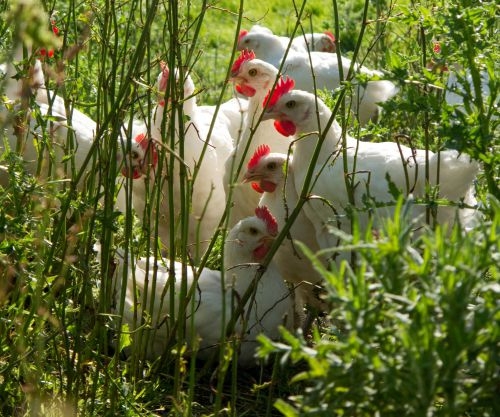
[419,24,435,227]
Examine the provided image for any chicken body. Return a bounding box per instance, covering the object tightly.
[112,207,296,367]
[262,82,479,256]
[197,96,248,154]
[1,56,101,189]
[237,25,305,65]
[237,25,398,125]
[445,68,493,113]
[118,65,229,259]
[291,31,336,53]
[243,146,326,310]
[154,67,236,164]
[225,51,294,227]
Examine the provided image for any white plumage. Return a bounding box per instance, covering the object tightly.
[224,50,294,227]
[197,96,248,152]
[291,31,336,53]
[261,77,479,257]
[112,206,296,367]
[280,53,397,126]
[152,63,236,164]
[237,25,305,66]
[445,68,493,113]
[118,63,229,259]
[237,25,398,125]
[1,55,100,189]
[243,145,325,310]
[1,56,45,101]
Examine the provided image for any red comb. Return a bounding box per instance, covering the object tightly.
[247,144,271,170]
[134,133,146,145]
[135,133,158,166]
[263,76,295,109]
[50,16,59,36]
[231,49,256,76]
[251,182,264,193]
[159,61,169,91]
[324,31,335,41]
[255,206,278,237]
[238,29,248,43]
[134,133,147,147]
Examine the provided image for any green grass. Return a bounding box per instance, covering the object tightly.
[1,0,499,416]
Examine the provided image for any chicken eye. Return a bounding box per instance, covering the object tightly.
[267,162,276,170]
[248,227,258,235]
[286,100,296,109]
[131,151,140,160]
[248,68,257,76]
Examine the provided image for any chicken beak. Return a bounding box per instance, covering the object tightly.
[121,164,142,179]
[260,107,279,121]
[242,169,260,183]
[253,235,275,261]
[261,235,275,243]
[229,74,243,83]
[230,75,256,97]
[258,235,275,249]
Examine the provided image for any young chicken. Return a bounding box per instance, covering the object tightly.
[224,50,294,227]
[1,50,101,189]
[291,31,336,53]
[261,77,479,255]
[237,25,305,66]
[237,26,398,125]
[243,145,326,311]
[153,62,235,163]
[112,206,296,367]
[118,63,228,259]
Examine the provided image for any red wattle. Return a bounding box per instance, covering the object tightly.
[253,244,269,260]
[132,168,143,179]
[121,166,142,179]
[274,120,296,136]
[236,84,256,97]
[260,180,277,193]
[251,182,264,193]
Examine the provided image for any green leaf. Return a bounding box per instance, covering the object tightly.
[274,399,300,417]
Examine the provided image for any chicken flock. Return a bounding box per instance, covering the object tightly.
[0,23,482,366]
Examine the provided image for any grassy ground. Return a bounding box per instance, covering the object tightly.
[1,0,499,416]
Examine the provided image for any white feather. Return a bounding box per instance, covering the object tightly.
[238,25,398,125]
[262,88,480,259]
[112,210,296,367]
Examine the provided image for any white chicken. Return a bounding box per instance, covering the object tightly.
[197,97,247,151]
[152,62,237,163]
[118,63,228,259]
[261,77,479,256]
[291,31,336,53]
[224,50,294,227]
[1,52,101,190]
[237,26,398,125]
[242,144,326,311]
[428,43,494,114]
[237,25,305,65]
[112,205,296,367]
[445,68,493,114]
